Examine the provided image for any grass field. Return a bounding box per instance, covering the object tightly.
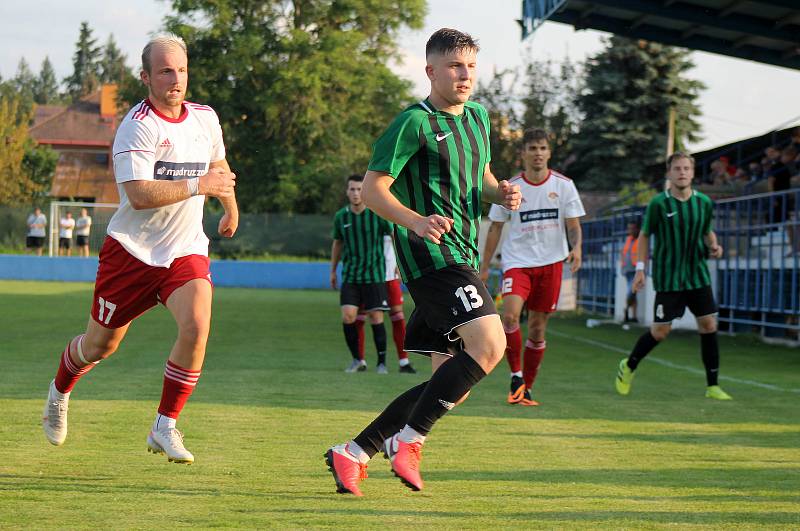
[1,280,798,529]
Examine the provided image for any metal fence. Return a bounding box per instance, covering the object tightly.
[577,190,799,342]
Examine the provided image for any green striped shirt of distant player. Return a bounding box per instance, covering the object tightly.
[332,206,392,284]
[642,189,714,292]
[367,98,491,282]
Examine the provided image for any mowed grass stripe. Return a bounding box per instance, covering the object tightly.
[0,281,798,529]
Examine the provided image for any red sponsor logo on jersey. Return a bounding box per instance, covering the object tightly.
[160,138,173,148]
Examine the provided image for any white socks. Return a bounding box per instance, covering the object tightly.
[153,414,176,432]
[399,358,410,367]
[511,371,522,378]
[398,424,426,444]
[346,441,370,464]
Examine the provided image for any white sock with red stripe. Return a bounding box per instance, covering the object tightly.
[156,360,201,423]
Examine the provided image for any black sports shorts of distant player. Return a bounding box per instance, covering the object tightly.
[26,236,44,249]
[404,264,497,357]
[653,285,717,323]
[59,237,72,249]
[340,281,389,312]
[76,235,89,247]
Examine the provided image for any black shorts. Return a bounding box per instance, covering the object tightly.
[340,282,389,312]
[404,265,497,357]
[26,236,44,248]
[654,285,717,323]
[59,237,72,249]
[76,235,89,246]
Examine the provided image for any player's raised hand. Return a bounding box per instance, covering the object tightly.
[412,214,455,244]
[499,180,521,210]
[200,167,236,198]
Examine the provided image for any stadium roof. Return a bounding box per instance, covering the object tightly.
[520,0,800,70]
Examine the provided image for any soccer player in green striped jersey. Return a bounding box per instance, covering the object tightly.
[331,175,393,374]
[615,152,733,401]
[326,28,522,496]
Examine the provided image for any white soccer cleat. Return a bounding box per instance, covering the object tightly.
[147,427,194,464]
[376,363,388,375]
[42,380,68,446]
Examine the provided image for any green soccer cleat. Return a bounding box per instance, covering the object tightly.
[615,358,635,396]
[705,385,733,400]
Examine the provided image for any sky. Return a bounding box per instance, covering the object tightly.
[2,0,799,152]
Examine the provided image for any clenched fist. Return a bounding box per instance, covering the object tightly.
[200,167,236,198]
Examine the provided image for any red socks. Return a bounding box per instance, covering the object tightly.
[390,310,408,360]
[523,339,546,390]
[158,360,201,420]
[54,335,97,394]
[504,324,522,373]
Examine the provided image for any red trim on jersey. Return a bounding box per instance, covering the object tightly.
[132,101,151,121]
[551,170,572,181]
[145,98,189,123]
[113,149,155,158]
[521,170,551,187]
[185,101,213,111]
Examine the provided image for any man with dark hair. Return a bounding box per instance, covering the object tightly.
[330,174,392,373]
[480,127,585,406]
[615,152,732,401]
[325,28,521,496]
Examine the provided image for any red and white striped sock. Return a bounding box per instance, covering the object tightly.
[157,360,201,421]
[523,339,546,391]
[53,335,97,394]
[503,324,522,373]
[390,310,409,362]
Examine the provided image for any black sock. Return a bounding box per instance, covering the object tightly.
[627,331,660,371]
[343,322,359,360]
[406,350,487,436]
[700,332,720,386]
[353,381,428,457]
[372,323,387,365]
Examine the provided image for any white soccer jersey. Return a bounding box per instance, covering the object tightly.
[488,170,585,271]
[384,235,399,281]
[59,218,75,238]
[27,213,46,237]
[75,216,91,236]
[107,99,225,267]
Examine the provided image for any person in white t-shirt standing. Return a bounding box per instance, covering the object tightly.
[26,207,47,256]
[42,33,238,464]
[75,208,92,257]
[480,128,585,406]
[58,212,76,256]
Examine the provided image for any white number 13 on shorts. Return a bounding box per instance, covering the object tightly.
[98,297,117,325]
[455,285,484,312]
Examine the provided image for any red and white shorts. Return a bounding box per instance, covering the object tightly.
[386,278,404,307]
[91,236,212,329]
[502,262,563,313]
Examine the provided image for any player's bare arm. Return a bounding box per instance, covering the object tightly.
[481,164,521,210]
[565,217,583,273]
[703,230,723,258]
[479,221,504,283]
[330,239,343,289]
[362,170,454,245]
[123,165,235,211]
[633,232,650,292]
[209,159,238,238]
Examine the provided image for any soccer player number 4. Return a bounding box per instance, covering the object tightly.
[455,285,484,312]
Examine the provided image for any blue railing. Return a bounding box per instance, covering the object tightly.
[576,190,799,341]
[520,0,568,39]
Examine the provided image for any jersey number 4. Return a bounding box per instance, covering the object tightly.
[455,285,484,312]
[98,297,117,325]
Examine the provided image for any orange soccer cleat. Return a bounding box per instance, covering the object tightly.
[325,444,368,496]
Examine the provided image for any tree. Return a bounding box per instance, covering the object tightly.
[0,95,44,204]
[11,58,36,118]
[519,57,582,172]
[100,34,130,84]
[34,57,61,105]
[22,142,59,200]
[569,37,704,190]
[152,0,425,214]
[64,21,101,100]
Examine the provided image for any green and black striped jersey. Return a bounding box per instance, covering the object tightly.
[642,189,714,292]
[367,98,491,281]
[332,206,392,284]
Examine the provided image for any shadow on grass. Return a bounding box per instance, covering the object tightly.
[512,430,800,449]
